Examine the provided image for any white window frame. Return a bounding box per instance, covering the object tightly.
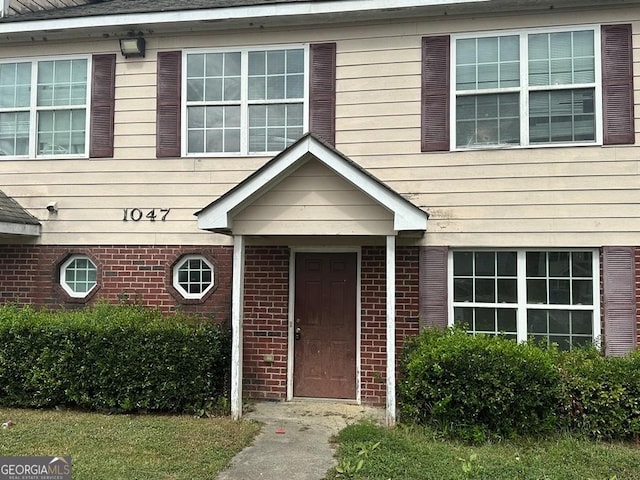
[172,254,215,300]
[448,248,601,349]
[450,25,602,151]
[181,44,309,157]
[59,254,98,299]
[0,54,91,159]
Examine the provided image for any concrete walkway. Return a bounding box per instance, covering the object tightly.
[217,400,385,480]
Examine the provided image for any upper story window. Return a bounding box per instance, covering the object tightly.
[453,27,600,149]
[0,57,90,158]
[184,46,307,156]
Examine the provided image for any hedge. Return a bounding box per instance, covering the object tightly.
[398,328,561,442]
[399,327,640,442]
[557,348,640,440]
[0,303,230,414]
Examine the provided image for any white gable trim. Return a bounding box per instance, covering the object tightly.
[0,221,40,236]
[196,135,428,234]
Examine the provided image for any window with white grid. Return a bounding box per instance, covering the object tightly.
[184,46,306,155]
[453,27,600,149]
[0,57,89,157]
[60,255,97,298]
[173,255,214,299]
[450,249,599,351]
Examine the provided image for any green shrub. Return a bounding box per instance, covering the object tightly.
[557,348,640,440]
[0,303,230,414]
[398,327,562,442]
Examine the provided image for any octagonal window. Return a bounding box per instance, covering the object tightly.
[173,255,214,299]
[60,255,97,298]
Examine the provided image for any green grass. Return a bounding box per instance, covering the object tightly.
[328,422,640,480]
[0,407,260,479]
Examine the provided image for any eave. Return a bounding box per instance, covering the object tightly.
[1,0,638,42]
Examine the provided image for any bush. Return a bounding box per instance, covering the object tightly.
[557,348,640,440]
[0,303,230,414]
[398,328,562,442]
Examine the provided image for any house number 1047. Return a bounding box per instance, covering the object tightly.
[122,208,171,222]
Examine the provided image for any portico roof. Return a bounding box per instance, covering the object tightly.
[195,133,428,236]
[0,189,41,237]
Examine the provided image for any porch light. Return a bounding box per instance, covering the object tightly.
[119,36,146,58]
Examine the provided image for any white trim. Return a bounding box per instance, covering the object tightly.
[286,248,295,401]
[450,25,602,151]
[196,134,428,233]
[591,251,602,350]
[0,0,489,35]
[0,221,40,236]
[231,235,245,420]
[385,235,396,427]
[181,44,308,157]
[172,254,215,300]
[59,254,97,299]
[288,246,361,403]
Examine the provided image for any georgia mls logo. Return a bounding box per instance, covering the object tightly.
[0,456,71,480]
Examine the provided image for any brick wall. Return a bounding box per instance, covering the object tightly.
[0,243,422,405]
[0,244,232,320]
[361,246,420,405]
[242,246,290,400]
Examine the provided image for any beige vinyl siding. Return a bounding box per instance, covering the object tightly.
[232,159,394,236]
[0,7,638,246]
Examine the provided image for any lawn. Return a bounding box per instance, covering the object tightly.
[328,422,640,480]
[0,407,260,479]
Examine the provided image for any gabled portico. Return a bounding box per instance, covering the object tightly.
[196,133,428,426]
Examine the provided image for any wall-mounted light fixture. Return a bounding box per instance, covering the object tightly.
[46,201,58,214]
[119,36,146,58]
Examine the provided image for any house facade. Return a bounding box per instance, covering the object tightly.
[0,0,638,423]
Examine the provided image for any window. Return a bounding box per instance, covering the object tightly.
[450,249,599,350]
[423,24,632,152]
[0,57,89,157]
[184,46,306,155]
[60,255,97,298]
[173,255,214,299]
[452,27,600,149]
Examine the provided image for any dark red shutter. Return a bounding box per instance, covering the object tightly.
[602,24,634,145]
[421,36,450,152]
[603,246,637,356]
[89,54,115,158]
[419,246,448,329]
[309,43,336,146]
[156,51,182,158]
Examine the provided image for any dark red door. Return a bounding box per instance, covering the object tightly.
[293,252,357,399]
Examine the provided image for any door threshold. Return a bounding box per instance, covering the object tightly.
[292,397,360,405]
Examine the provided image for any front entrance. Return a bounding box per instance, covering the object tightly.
[293,252,357,399]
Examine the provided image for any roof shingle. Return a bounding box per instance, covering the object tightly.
[0,190,40,226]
[0,0,313,22]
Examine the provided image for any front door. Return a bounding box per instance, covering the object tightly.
[293,252,357,399]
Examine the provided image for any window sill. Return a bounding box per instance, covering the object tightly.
[453,141,601,152]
